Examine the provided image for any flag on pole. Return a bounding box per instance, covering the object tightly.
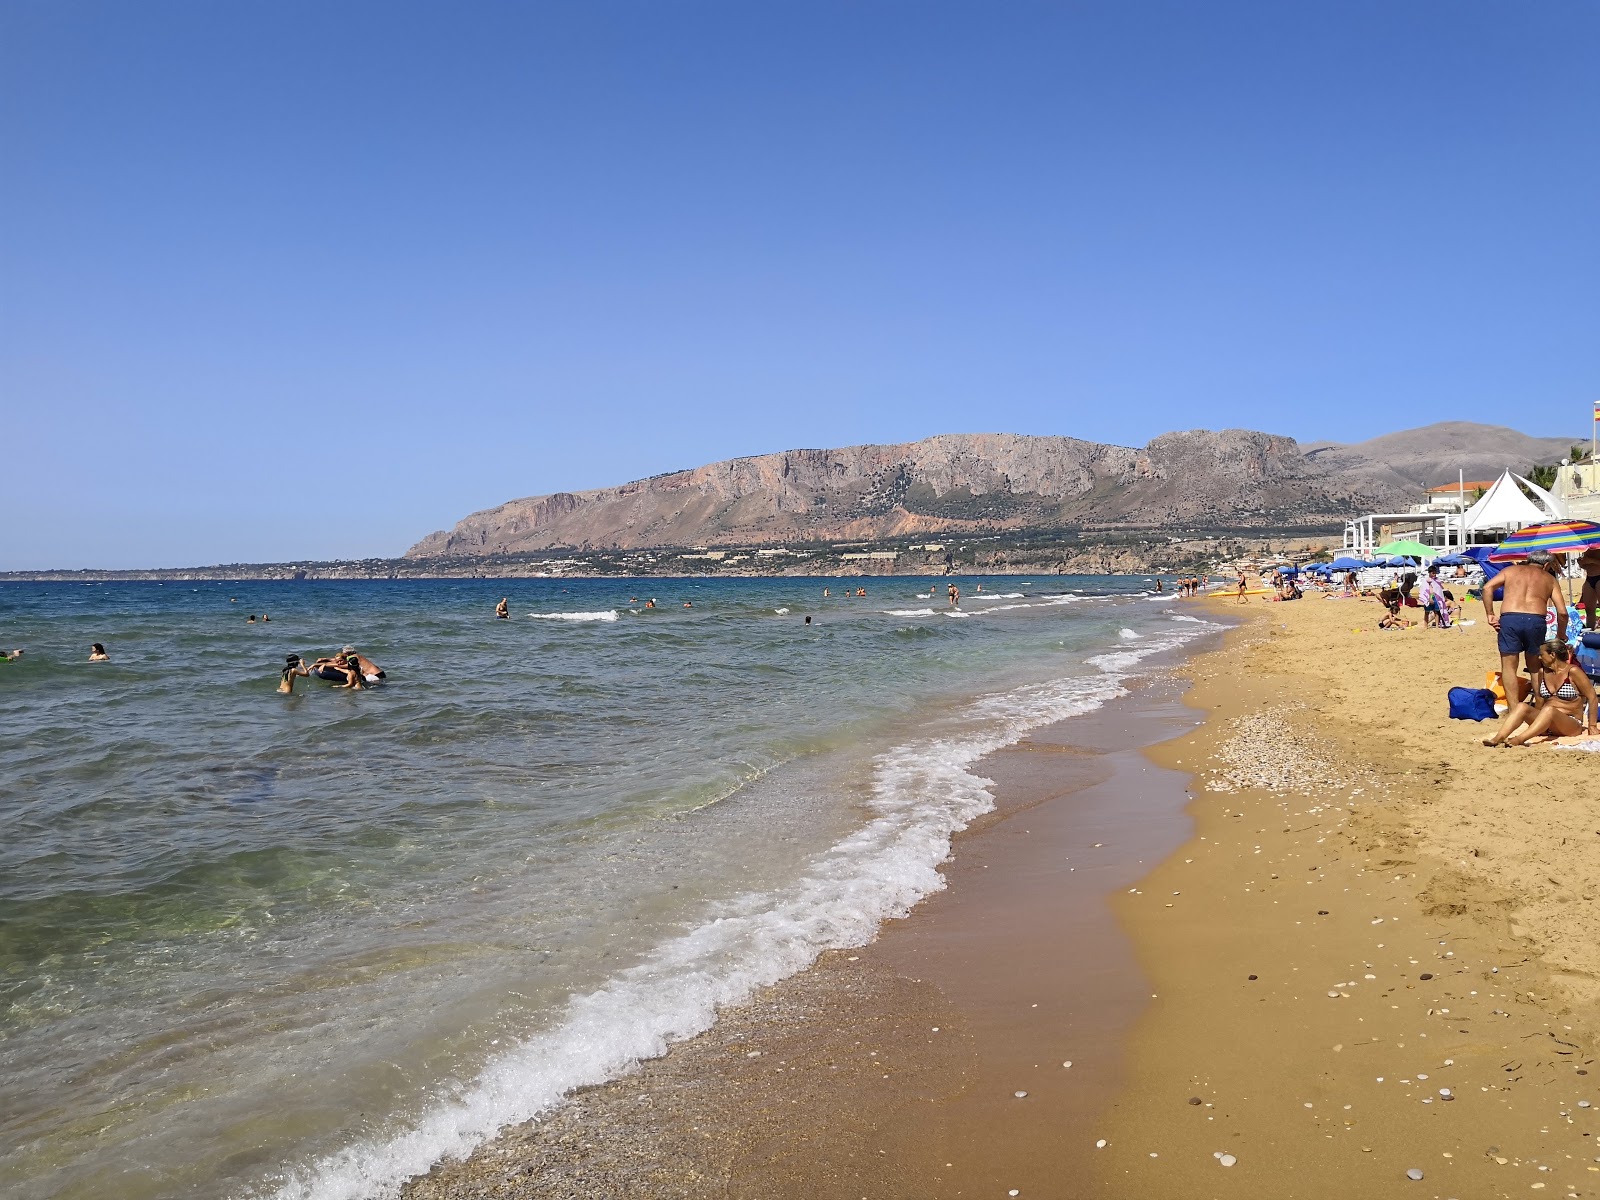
[1593,400,1600,421]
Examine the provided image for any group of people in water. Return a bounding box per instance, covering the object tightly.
[279,646,385,693]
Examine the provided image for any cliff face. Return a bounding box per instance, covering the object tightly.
[406,429,1394,557]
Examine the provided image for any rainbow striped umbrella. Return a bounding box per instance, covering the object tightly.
[1487,520,1600,561]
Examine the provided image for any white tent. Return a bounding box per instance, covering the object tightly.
[1462,469,1567,533]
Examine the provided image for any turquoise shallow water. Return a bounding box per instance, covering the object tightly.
[0,575,1217,1200]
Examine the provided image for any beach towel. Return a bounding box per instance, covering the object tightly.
[1447,687,1498,722]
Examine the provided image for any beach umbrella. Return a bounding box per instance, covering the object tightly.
[1486,520,1600,562]
[1329,556,1372,570]
[1374,539,1434,559]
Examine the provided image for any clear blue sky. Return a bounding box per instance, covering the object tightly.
[3,1,1596,568]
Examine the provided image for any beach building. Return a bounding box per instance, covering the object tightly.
[1340,469,1566,556]
[1553,455,1600,522]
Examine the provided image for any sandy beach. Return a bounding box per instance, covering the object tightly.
[405,591,1600,1199]
[1100,591,1600,1198]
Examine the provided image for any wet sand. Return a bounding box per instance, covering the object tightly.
[404,669,1212,1199]
[409,593,1600,1199]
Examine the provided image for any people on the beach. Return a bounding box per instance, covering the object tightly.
[1421,565,1451,628]
[1236,574,1247,604]
[1483,551,1566,696]
[1154,578,1163,593]
[1483,640,1598,747]
[279,653,311,694]
[1580,546,1600,631]
[495,597,509,619]
[88,643,109,661]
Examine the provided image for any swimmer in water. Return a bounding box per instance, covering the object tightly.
[0,648,22,662]
[495,597,509,619]
[646,598,656,608]
[804,615,812,625]
[89,643,109,662]
[339,645,385,681]
[247,615,257,624]
[684,601,692,608]
[309,653,364,689]
[948,583,960,608]
[278,653,310,693]
[262,613,270,623]
[822,588,830,597]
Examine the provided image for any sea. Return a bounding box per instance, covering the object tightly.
[0,575,1221,1200]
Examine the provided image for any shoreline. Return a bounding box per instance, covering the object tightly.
[400,650,1221,1199]
[398,592,1600,1198]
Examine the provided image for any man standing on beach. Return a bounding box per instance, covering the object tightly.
[1482,550,1566,696]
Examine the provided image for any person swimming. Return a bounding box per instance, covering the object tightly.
[309,653,364,689]
[339,645,385,681]
[89,643,109,662]
[247,615,257,624]
[495,597,509,619]
[279,653,310,694]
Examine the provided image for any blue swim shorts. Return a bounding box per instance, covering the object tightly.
[1497,611,1548,657]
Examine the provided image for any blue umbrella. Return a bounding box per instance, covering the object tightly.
[1329,556,1371,570]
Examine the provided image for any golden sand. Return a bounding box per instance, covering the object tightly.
[1099,593,1600,1197]
[407,592,1600,1198]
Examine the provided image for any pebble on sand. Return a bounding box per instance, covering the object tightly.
[1406,1168,1424,1180]
[1062,1061,1073,1068]
[1095,1139,1107,1148]
[1218,1154,1237,1167]
[1014,1091,1028,1098]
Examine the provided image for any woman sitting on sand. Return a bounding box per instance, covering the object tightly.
[1484,640,1598,747]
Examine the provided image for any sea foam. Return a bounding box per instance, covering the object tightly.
[526,610,619,622]
[263,618,1218,1200]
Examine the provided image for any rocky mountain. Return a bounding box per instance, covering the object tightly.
[406,422,1579,558]
[1303,422,1579,494]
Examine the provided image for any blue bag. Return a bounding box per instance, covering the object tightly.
[1447,687,1498,722]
